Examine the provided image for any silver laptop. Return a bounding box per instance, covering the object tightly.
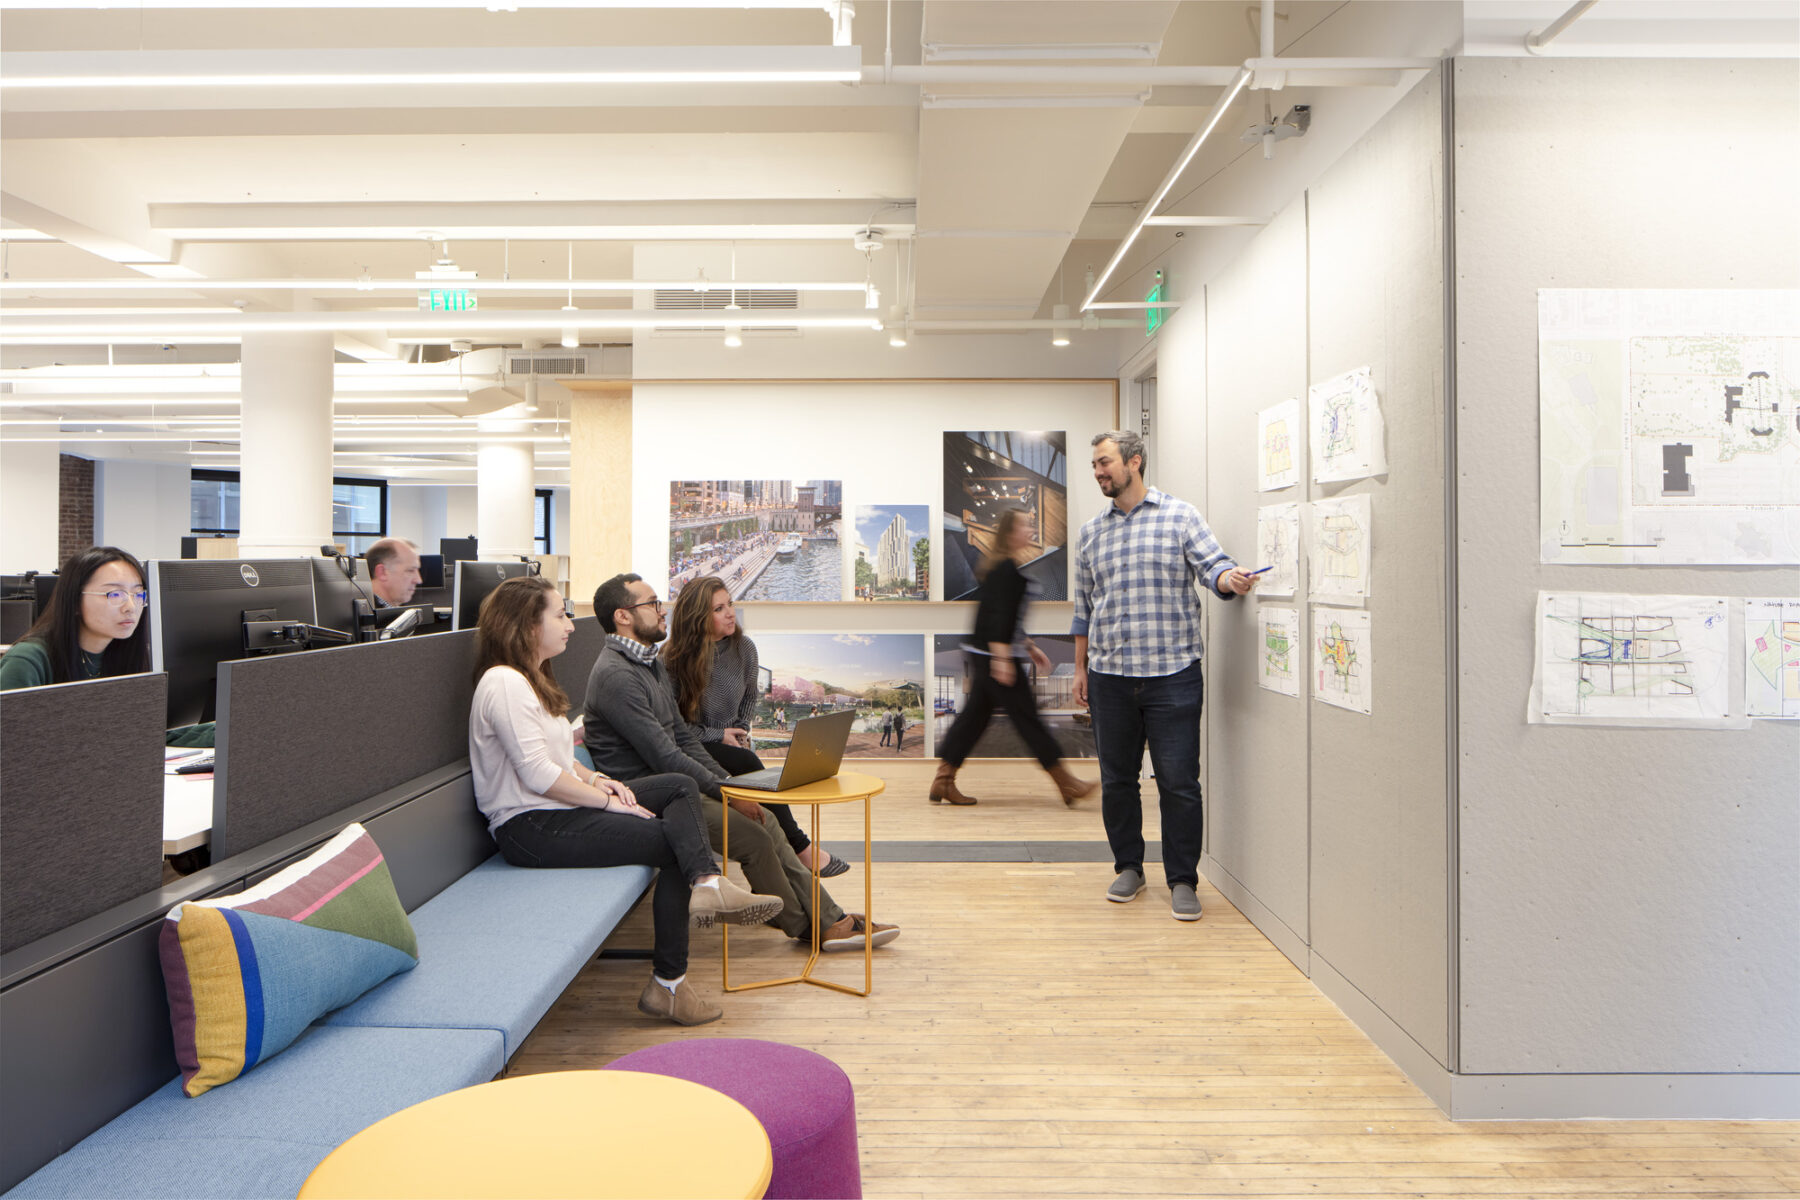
[727,710,856,792]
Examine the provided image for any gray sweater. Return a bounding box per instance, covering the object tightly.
[583,640,730,800]
[671,636,761,744]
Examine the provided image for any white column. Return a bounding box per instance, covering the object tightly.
[238,331,333,557]
[0,439,61,570]
[476,405,535,559]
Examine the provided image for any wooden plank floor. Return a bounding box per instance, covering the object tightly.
[509,765,1799,1199]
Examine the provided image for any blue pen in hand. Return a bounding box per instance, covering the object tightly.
[1243,566,1274,577]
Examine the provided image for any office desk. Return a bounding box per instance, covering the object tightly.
[163,751,211,856]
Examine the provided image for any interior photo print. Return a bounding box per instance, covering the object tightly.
[667,479,842,603]
[932,633,1096,759]
[941,431,1069,601]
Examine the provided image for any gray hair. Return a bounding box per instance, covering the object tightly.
[1091,430,1146,476]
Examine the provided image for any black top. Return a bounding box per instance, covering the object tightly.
[970,558,1029,653]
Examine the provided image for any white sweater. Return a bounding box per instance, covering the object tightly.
[470,665,577,835]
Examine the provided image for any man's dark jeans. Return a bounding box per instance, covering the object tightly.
[1087,658,1205,888]
[493,773,713,979]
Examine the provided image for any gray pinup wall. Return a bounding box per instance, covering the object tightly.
[1452,57,1800,1082]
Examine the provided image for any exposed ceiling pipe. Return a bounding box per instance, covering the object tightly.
[1526,1,1602,54]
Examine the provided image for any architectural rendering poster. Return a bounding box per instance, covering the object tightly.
[1538,288,1800,565]
[932,634,1096,759]
[942,430,1069,601]
[668,479,842,604]
[748,633,925,759]
[850,504,929,601]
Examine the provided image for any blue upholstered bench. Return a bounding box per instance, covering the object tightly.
[6,856,652,1200]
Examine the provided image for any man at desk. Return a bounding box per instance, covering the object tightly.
[366,538,423,609]
[584,572,899,954]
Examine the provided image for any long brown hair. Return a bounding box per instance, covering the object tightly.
[472,575,569,717]
[664,574,740,723]
[22,546,152,684]
[976,507,1029,582]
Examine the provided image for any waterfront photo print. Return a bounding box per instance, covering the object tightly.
[750,632,926,759]
[850,504,929,601]
[942,431,1069,601]
[668,479,842,603]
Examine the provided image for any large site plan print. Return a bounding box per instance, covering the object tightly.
[1539,289,1800,564]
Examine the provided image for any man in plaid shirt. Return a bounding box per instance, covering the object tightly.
[1072,430,1260,921]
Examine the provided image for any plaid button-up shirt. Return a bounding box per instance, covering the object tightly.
[1071,487,1238,677]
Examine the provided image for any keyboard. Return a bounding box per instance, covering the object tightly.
[727,767,785,792]
[174,754,215,775]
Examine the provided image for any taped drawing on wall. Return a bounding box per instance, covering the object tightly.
[1258,605,1301,698]
[1312,606,1372,715]
[1529,591,1740,728]
[1257,399,1301,491]
[1307,493,1371,606]
[1255,503,1300,598]
[1538,288,1800,564]
[1743,596,1800,720]
[1308,366,1386,484]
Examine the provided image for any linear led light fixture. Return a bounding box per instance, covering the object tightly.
[1082,67,1249,311]
[0,46,863,89]
[0,310,882,340]
[0,364,498,379]
[0,396,471,409]
[6,433,565,444]
[0,0,833,8]
[0,278,871,294]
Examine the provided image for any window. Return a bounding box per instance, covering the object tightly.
[191,470,388,554]
[535,489,553,555]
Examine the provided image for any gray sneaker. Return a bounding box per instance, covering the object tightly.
[1171,883,1203,921]
[1106,869,1146,903]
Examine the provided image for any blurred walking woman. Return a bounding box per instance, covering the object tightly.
[663,575,849,878]
[470,575,781,1026]
[931,508,1098,807]
[0,546,150,690]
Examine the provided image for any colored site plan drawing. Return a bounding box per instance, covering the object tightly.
[1258,399,1300,491]
[1258,605,1301,698]
[1539,288,1800,564]
[1531,592,1733,726]
[1309,366,1386,484]
[1255,503,1299,598]
[1307,493,1370,606]
[1312,607,1371,714]
[1743,597,1800,719]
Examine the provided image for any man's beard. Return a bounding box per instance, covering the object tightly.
[637,617,667,644]
[1099,474,1125,496]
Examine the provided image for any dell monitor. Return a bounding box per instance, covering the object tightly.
[451,559,531,631]
[149,558,322,728]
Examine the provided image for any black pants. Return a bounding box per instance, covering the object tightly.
[701,740,812,854]
[493,773,714,979]
[937,653,1063,770]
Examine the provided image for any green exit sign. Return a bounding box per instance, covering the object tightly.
[421,289,477,312]
[1145,277,1164,336]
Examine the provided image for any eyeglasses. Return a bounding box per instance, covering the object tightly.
[83,588,149,608]
[624,597,665,614]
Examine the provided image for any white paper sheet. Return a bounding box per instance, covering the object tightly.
[1258,605,1301,698]
[1257,398,1301,491]
[1254,503,1300,599]
[1528,591,1744,728]
[1309,366,1386,484]
[1743,596,1800,719]
[1307,493,1371,606]
[1312,606,1372,715]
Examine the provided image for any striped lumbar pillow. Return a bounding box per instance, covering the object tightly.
[159,823,419,1097]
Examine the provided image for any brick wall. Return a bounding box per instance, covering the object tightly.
[58,454,95,568]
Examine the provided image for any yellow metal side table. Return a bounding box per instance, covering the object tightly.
[719,770,884,997]
[299,1070,772,1199]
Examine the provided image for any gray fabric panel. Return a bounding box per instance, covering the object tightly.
[214,631,476,857]
[361,774,493,912]
[548,616,606,710]
[0,675,167,954]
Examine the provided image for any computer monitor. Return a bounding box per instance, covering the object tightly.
[417,553,446,589]
[149,558,321,728]
[451,559,531,631]
[310,555,374,637]
[439,538,478,573]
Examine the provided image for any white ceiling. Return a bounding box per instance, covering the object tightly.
[2,0,1793,481]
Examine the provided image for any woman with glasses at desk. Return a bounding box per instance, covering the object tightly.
[0,546,150,691]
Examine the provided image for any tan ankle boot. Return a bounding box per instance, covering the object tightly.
[928,761,977,805]
[1047,763,1099,806]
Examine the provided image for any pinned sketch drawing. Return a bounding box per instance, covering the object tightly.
[1254,503,1300,598]
[1307,494,1371,606]
[1530,592,1737,727]
[1309,366,1386,484]
[1312,607,1372,715]
[1538,288,1800,564]
[1257,399,1301,491]
[1743,597,1800,719]
[1258,606,1301,698]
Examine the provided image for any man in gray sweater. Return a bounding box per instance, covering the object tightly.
[585,573,898,952]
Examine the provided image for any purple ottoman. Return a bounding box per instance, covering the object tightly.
[603,1038,861,1199]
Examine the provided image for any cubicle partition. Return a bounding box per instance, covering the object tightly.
[212,630,478,858]
[549,615,606,709]
[0,674,168,954]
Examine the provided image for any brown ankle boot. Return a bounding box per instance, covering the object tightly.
[1048,763,1099,806]
[929,761,977,805]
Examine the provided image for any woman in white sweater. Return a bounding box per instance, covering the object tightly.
[470,575,781,1026]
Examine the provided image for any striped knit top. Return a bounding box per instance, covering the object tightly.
[666,635,761,744]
